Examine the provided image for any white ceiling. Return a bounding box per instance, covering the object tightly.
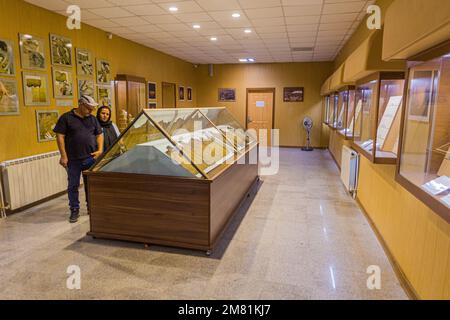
[25,0,375,64]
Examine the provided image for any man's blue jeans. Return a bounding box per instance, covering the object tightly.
[67,157,96,210]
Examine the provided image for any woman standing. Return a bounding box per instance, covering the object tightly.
[96,106,120,151]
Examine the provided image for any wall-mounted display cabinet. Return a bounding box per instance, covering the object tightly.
[328,93,339,129]
[322,95,331,124]
[351,72,405,164]
[336,86,356,139]
[85,107,259,252]
[396,45,450,221]
[115,74,147,132]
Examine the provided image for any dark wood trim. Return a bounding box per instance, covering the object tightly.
[245,88,276,130]
[161,82,177,108]
[355,197,419,300]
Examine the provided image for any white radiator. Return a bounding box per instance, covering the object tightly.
[0,151,68,211]
[340,145,359,197]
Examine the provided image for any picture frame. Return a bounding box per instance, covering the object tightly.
[52,67,73,99]
[283,87,304,102]
[18,33,46,70]
[78,78,95,100]
[0,77,19,115]
[148,102,157,109]
[187,87,192,101]
[218,88,236,102]
[148,81,156,100]
[97,84,114,108]
[22,71,50,106]
[407,69,434,122]
[179,86,184,101]
[76,48,94,77]
[0,39,15,76]
[36,110,59,142]
[50,34,72,67]
[96,58,111,84]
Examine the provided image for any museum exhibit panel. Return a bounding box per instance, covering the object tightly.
[85,107,258,252]
[336,86,356,139]
[396,46,450,221]
[115,74,147,132]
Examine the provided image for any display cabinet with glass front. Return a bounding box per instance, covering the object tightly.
[328,93,339,129]
[352,72,405,164]
[336,86,356,139]
[115,74,147,132]
[322,95,331,124]
[85,107,259,253]
[397,46,450,221]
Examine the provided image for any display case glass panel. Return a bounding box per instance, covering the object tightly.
[322,95,330,124]
[328,93,339,128]
[353,80,377,157]
[398,52,450,214]
[337,88,356,138]
[92,107,254,180]
[115,75,147,132]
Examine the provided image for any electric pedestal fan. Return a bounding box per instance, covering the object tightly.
[301,116,314,151]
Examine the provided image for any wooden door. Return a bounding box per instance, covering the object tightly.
[162,82,176,108]
[247,89,274,146]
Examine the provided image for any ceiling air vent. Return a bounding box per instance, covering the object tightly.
[291,47,314,52]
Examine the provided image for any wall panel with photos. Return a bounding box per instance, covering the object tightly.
[0,0,198,162]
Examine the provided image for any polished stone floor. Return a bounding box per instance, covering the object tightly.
[0,149,408,299]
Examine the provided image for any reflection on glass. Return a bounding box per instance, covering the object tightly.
[116,78,146,132]
[329,93,338,128]
[323,96,330,124]
[354,81,376,153]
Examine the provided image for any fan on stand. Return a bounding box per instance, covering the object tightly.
[301,116,314,151]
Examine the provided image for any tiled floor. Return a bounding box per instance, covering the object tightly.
[0,149,408,299]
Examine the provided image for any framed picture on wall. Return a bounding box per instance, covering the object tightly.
[22,72,50,106]
[78,78,95,100]
[218,88,236,102]
[0,39,15,76]
[97,84,114,108]
[283,87,304,102]
[148,102,157,109]
[76,48,94,77]
[19,34,46,70]
[36,110,59,142]
[52,67,74,99]
[0,77,19,115]
[179,86,185,101]
[50,34,73,67]
[187,87,192,101]
[148,82,156,100]
[96,59,111,84]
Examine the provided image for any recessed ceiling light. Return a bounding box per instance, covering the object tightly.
[193,24,200,29]
[248,58,255,62]
[239,58,247,62]
[239,58,255,63]
[210,37,217,41]
[169,6,178,12]
[244,29,252,33]
[232,13,241,18]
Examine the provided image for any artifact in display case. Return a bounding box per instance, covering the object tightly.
[397,47,450,221]
[328,93,339,129]
[85,107,259,253]
[352,72,405,164]
[115,74,147,132]
[322,95,331,124]
[336,86,355,139]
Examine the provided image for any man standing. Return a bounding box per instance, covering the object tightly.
[54,95,104,223]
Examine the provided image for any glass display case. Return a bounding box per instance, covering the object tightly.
[397,47,450,220]
[322,95,331,124]
[115,74,147,132]
[328,93,339,129]
[85,107,259,252]
[336,86,355,139]
[352,72,405,164]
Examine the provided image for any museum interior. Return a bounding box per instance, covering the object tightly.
[0,0,449,300]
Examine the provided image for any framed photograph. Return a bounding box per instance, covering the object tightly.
[407,69,435,122]
[96,59,111,84]
[76,48,94,77]
[50,34,72,67]
[0,39,15,76]
[52,67,73,99]
[283,87,304,102]
[97,84,114,108]
[36,110,59,142]
[187,87,192,101]
[22,72,50,106]
[78,78,95,100]
[179,86,185,101]
[148,102,157,109]
[218,88,236,102]
[19,34,46,70]
[0,77,19,115]
[148,82,156,100]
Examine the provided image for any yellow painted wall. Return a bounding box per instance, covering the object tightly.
[331,0,450,299]
[195,62,333,148]
[0,0,197,163]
